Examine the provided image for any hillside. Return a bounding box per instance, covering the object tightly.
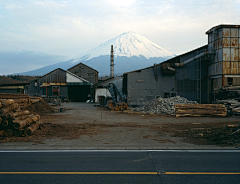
[0,75,38,85]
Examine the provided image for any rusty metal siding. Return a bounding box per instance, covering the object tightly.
[223,28,230,37]
[223,48,230,61]
[208,26,240,77]
[223,62,231,74]
[231,28,238,37]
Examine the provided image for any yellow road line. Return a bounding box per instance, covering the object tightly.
[165,172,240,175]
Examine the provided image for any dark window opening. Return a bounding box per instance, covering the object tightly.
[164,93,170,98]
[227,78,233,86]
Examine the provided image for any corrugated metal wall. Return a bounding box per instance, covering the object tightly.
[125,65,175,106]
[27,81,38,96]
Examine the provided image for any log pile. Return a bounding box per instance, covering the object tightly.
[214,86,240,116]
[0,93,41,109]
[114,102,129,111]
[107,101,129,111]
[175,104,227,117]
[0,99,42,137]
[215,99,240,116]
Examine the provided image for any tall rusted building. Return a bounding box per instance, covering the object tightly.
[123,24,240,106]
[67,63,98,84]
[206,25,240,92]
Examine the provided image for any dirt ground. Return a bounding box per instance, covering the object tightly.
[1,102,240,147]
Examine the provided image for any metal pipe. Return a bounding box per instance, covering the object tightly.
[175,52,207,67]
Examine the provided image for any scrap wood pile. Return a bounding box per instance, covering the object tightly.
[214,86,240,116]
[0,99,42,137]
[106,100,129,111]
[175,104,227,117]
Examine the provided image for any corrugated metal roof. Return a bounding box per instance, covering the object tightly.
[206,24,240,34]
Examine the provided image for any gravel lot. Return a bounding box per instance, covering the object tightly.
[0,102,239,150]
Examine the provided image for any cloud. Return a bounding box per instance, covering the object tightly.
[0,0,239,59]
[0,50,67,74]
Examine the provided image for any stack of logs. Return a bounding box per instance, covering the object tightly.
[175,104,227,117]
[114,102,129,111]
[0,99,42,137]
[107,101,129,111]
[0,93,41,109]
[214,85,240,116]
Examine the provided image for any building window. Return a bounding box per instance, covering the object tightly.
[227,78,233,86]
[52,86,60,96]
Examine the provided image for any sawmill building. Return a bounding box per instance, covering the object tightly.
[123,24,240,106]
[67,63,98,84]
[27,68,92,102]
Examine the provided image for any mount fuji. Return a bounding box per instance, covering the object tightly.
[19,32,175,76]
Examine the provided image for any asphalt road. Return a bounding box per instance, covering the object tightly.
[0,150,239,184]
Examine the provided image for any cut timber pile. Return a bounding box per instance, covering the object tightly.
[215,99,240,116]
[0,93,41,109]
[0,98,42,137]
[107,100,115,110]
[214,85,240,116]
[114,102,129,111]
[175,104,227,117]
[106,101,129,111]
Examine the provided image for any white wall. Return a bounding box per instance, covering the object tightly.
[95,88,112,103]
[66,73,83,83]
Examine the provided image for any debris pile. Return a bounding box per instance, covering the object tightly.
[0,99,42,137]
[133,96,197,115]
[172,123,240,146]
[24,99,55,115]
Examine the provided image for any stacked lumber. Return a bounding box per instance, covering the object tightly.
[175,104,227,117]
[114,102,129,111]
[0,93,41,109]
[0,99,42,137]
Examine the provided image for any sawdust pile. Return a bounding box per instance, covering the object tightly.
[24,99,55,115]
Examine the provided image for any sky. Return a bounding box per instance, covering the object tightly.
[0,0,240,74]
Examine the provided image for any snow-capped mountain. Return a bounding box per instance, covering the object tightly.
[19,32,175,76]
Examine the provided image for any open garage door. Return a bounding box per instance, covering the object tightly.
[68,85,91,102]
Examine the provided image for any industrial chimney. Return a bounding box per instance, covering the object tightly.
[110,45,114,77]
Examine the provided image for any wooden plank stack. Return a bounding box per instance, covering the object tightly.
[0,98,42,137]
[175,104,227,117]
